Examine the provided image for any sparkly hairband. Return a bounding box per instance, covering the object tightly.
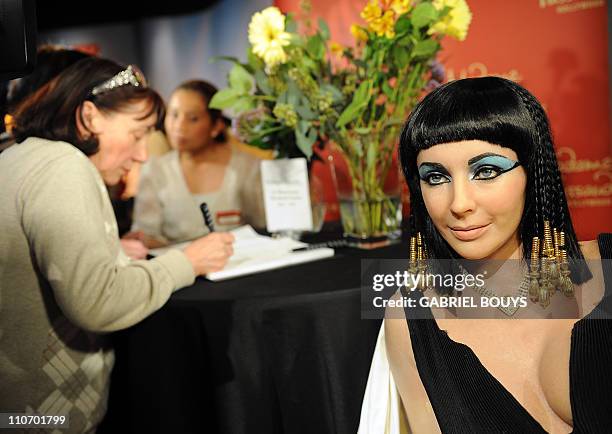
[90,65,147,96]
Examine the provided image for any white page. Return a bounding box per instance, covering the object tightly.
[148,225,334,281]
[261,158,313,232]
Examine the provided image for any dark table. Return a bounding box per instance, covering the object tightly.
[99,234,408,434]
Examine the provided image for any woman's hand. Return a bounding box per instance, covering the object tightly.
[120,238,149,260]
[183,232,235,275]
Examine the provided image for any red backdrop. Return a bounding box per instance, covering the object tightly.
[275,0,611,240]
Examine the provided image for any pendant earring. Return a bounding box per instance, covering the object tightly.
[530,220,574,308]
[409,232,429,292]
[557,231,574,296]
[528,236,541,303]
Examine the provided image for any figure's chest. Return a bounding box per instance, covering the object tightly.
[435,319,575,432]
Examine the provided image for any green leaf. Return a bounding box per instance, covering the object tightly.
[232,96,256,113]
[335,101,366,128]
[301,55,318,73]
[394,16,411,34]
[413,39,439,58]
[320,84,344,103]
[295,121,315,159]
[209,55,240,65]
[335,80,370,127]
[229,64,253,94]
[411,3,438,29]
[306,34,325,60]
[382,81,394,99]
[247,49,263,71]
[254,70,273,95]
[211,55,254,75]
[318,18,330,40]
[397,35,413,47]
[363,44,372,61]
[392,45,410,69]
[353,81,370,106]
[278,90,289,104]
[209,88,241,109]
[295,103,317,120]
[355,127,372,134]
[286,81,301,106]
[366,142,377,170]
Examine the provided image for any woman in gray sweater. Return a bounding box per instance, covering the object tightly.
[0,57,234,433]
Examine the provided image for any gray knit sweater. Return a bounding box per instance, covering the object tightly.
[0,137,196,433]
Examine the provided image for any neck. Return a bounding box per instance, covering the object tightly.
[463,235,524,279]
[180,140,229,163]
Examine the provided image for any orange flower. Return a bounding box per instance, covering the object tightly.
[350,24,369,42]
[389,0,411,16]
[360,0,382,24]
[369,10,395,38]
[329,41,344,56]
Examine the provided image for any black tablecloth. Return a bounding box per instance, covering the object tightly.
[99,239,408,434]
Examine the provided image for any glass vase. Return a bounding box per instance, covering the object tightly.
[328,130,403,249]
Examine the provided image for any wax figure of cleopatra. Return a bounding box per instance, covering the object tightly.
[358,77,611,434]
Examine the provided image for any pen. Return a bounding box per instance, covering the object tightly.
[200,202,216,233]
[291,239,349,252]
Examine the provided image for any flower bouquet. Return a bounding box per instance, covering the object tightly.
[210,0,471,245]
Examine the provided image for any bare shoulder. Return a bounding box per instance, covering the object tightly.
[579,239,601,260]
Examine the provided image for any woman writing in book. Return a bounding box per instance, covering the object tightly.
[0,57,234,433]
[130,80,266,248]
[359,77,611,433]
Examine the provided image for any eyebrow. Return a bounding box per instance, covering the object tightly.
[418,162,448,171]
[467,152,514,165]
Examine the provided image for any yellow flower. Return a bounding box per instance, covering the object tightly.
[248,7,292,67]
[360,0,382,24]
[429,0,472,41]
[329,41,344,56]
[370,10,396,39]
[350,24,369,42]
[389,0,411,16]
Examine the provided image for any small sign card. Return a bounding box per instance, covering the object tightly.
[261,158,313,233]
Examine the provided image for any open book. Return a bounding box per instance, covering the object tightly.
[149,225,334,281]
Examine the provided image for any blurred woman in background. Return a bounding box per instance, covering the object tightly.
[131,80,266,248]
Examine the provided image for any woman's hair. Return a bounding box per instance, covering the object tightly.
[12,57,165,156]
[7,45,90,112]
[172,79,228,142]
[399,76,590,284]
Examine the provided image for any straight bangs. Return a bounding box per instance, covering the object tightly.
[401,77,536,168]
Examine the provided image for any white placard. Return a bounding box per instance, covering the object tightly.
[261,158,313,232]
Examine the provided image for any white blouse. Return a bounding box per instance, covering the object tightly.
[132,146,266,243]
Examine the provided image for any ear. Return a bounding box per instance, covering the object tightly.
[211,117,226,140]
[77,100,105,136]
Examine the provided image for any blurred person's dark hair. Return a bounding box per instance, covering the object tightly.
[7,45,90,112]
[13,56,165,156]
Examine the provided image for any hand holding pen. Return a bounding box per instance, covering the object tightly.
[182,203,234,275]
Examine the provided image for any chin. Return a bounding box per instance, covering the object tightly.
[452,247,491,261]
[103,174,122,186]
[444,237,496,260]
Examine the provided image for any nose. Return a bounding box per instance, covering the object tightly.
[449,177,476,217]
[134,140,148,163]
[169,115,187,134]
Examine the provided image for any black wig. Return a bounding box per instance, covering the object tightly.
[399,76,590,284]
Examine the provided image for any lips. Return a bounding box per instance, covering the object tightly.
[449,223,490,241]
